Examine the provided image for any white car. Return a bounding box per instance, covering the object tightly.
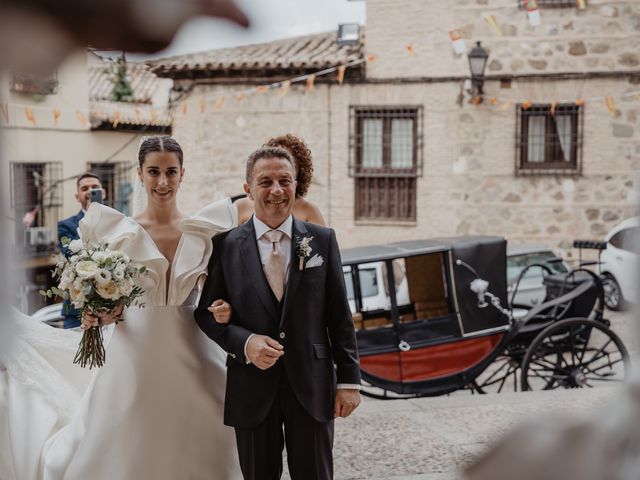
[31,303,65,328]
[599,217,639,311]
[507,244,570,307]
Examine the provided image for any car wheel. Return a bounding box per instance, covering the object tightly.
[602,274,626,311]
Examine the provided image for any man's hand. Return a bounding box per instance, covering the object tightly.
[334,389,361,418]
[246,335,284,370]
[208,299,231,324]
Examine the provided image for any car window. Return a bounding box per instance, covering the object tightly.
[343,267,355,301]
[507,251,568,283]
[359,267,379,298]
[609,230,625,249]
[621,227,640,253]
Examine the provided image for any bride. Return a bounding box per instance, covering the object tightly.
[0,136,242,479]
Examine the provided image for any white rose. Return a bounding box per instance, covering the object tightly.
[69,279,86,307]
[119,278,133,296]
[96,281,120,300]
[68,239,84,253]
[92,251,108,263]
[94,268,112,285]
[61,268,76,284]
[112,265,126,281]
[75,260,99,278]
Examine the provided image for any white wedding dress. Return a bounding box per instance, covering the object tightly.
[0,199,242,480]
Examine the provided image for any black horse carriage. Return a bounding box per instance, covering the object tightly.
[341,236,630,398]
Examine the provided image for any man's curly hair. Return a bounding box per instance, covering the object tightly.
[266,134,313,198]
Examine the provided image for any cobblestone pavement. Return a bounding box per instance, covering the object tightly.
[283,310,638,480]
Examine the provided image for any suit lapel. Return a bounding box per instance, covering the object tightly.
[238,220,279,321]
[280,217,308,325]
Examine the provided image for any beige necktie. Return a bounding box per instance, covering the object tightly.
[263,230,286,301]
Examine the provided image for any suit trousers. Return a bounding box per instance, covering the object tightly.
[234,372,334,480]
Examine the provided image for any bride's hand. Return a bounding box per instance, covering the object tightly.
[208,299,231,324]
[81,304,124,330]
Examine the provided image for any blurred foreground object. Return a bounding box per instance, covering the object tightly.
[466,378,640,480]
[0,0,249,73]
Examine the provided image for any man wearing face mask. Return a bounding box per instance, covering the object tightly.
[56,172,105,328]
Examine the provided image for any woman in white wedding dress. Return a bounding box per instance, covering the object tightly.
[0,136,242,480]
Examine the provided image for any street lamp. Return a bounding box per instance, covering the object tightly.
[467,41,489,100]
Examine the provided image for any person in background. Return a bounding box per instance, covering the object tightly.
[236,134,326,226]
[56,172,105,328]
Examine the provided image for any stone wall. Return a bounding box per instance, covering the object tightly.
[366,0,640,79]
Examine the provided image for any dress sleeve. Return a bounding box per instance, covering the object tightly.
[77,203,140,252]
[179,197,238,238]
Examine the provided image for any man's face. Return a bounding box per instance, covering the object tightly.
[244,157,296,228]
[75,177,104,210]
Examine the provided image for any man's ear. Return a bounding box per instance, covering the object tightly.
[243,182,252,200]
[101,187,107,201]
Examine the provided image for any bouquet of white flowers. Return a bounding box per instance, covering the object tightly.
[43,237,147,368]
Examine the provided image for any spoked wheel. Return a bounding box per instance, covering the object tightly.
[521,318,630,391]
[470,344,526,394]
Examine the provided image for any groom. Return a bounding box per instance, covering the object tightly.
[195,146,361,480]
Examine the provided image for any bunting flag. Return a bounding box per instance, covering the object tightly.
[489,97,498,105]
[306,74,316,92]
[405,43,416,57]
[576,0,586,9]
[181,102,189,115]
[112,111,120,128]
[279,80,291,96]
[53,108,61,127]
[25,107,36,126]
[337,65,347,85]
[1,104,9,124]
[213,97,225,112]
[499,100,513,112]
[525,0,541,27]
[367,54,377,63]
[575,98,585,107]
[199,98,206,113]
[255,85,268,95]
[150,109,158,123]
[76,110,89,128]
[235,91,246,102]
[134,108,142,123]
[550,100,557,116]
[521,100,533,110]
[605,96,616,116]
[484,15,503,36]
[449,30,466,55]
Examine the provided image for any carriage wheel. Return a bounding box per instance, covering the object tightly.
[470,345,525,394]
[521,318,630,391]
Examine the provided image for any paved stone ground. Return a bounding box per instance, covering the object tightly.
[283,310,638,480]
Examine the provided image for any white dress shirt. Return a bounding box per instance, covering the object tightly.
[244,215,359,391]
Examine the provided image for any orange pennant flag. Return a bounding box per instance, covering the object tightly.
[337,65,347,85]
[182,102,189,115]
[550,100,558,116]
[1,104,9,124]
[235,91,246,102]
[405,43,416,57]
[150,109,158,123]
[53,108,61,127]
[605,96,616,116]
[279,80,291,96]
[521,100,533,110]
[199,98,206,114]
[306,74,316,92]
[489,97,498,106]
[575,98,585,107]
[134,108,142,123]
[213,97,225,112]
[112,111,120,128]
[576,0,586,9]
[255,85,268,95]
[367,54,377,63]
[25,107,36,126]
[499,100,513,112]
[484,14,503,36]
[76,110,89,127]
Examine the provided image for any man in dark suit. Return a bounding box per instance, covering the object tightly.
[57,172,104,328]
[195,146,361,480]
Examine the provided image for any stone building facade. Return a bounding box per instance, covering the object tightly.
[150,0,640,253]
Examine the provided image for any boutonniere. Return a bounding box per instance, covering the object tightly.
[295,235,314,271]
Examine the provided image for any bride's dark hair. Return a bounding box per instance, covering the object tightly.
[138,136,184,167]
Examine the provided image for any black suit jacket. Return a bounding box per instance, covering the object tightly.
[195,217,360,428]
[57,210,84,328]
